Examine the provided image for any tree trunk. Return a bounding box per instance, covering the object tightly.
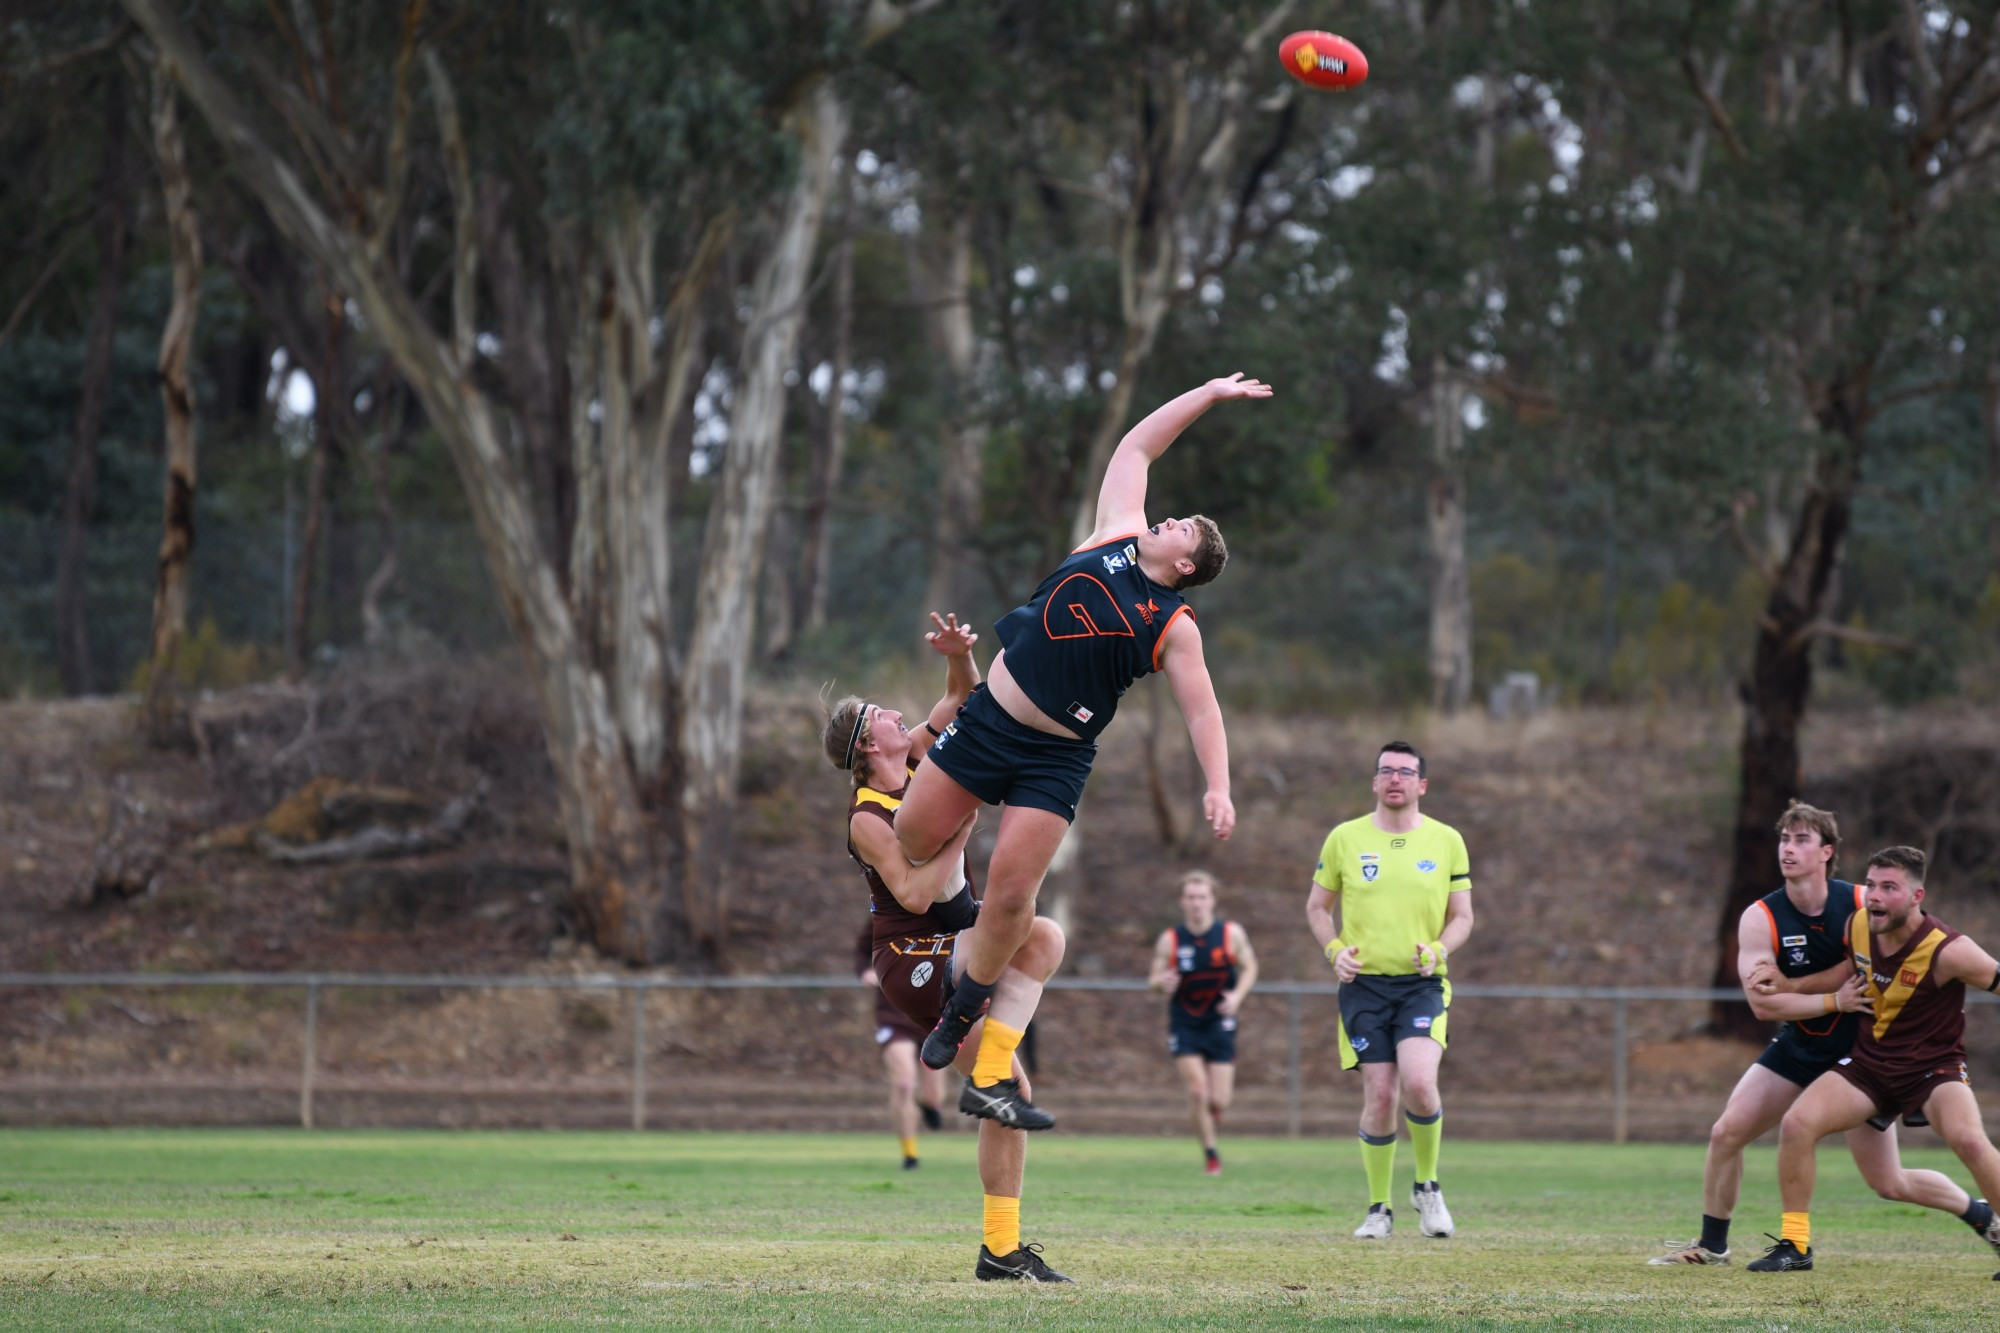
[286,293,345,680]
[1986,359,2000,576]
[359,383,405,646]
[144,60,204,741]
[1426,356,1472,714]
[797,161,854,637]
[1711,449,1854,1036]
[916,210,990,622]
[680,81,848,954]
[55,74,132,697]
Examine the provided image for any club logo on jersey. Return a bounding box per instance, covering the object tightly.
[1102,549,1131,574]
[1790,949,1808,967]
[936,722,956,747]
[1781,935,1807,947]
[1416,859,1437,873]
[1066,701,1094,724]
[1178,945,1196,971]
[1362,865,1379,881]
[910,961,935,988]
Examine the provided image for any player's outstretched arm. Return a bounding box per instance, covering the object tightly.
[1085,374,1273,546]
[922,611,981,733]
[1148,930,1179,993]
[1159,616,1233,839]
[1936,934,2000,994]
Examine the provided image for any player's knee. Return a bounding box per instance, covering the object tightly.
[1017,917,1066,973]
[890,1073,916,1101]
[1709,1115,1748,1151]
[1868,1173,1912,1203]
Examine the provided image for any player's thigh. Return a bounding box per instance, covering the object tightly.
[984,804,1072,905]
[895,759,983,858]
[1786,1069,1880,1140]
[1393,1034,1444,1093]
[1206,1060,1236,1106]
[1715,1062,1809,1143]
[881,1036,919,1085]
[1921,1080,1994,1153]
[1173,1054,1210,1096]
[1840,1119,1907,1188]
[1358,1060,1401,1105]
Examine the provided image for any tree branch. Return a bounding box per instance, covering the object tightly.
[1727,493,1782,588]
[1680,51,1748,164]
[422,45,477,374]
[368,0,428,262]
[0,226,91,354]
[1777,618,1917,654]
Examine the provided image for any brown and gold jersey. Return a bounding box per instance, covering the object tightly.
[848,753,978,949]
[1847,909,1967,1078]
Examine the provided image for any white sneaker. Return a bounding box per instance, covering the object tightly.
[1352,1204,1393,1239]
[1412,1181,1454,1238]
[1646,1238,1730,1266]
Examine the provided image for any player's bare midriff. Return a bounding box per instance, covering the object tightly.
[987,653,1083,739]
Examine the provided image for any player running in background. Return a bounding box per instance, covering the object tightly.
[855,923,945,1170]
[895,375,1271,1128]
[1745,845,2000,1274]
[1306,742,1473,1240]
[1149,870,1258,1175]
[823,614,1072,1282]
[1648,802,1968,1266]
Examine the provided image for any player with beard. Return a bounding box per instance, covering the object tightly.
[1745,845,2000,1275]
[1649,803,1969,1266]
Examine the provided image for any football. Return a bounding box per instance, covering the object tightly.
[1279,30,1369,91]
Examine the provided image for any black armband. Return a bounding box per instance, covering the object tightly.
[930,884,978,933]
[1989,966,2000,994]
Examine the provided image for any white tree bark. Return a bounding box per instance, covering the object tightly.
[916,210,991,620]
[1426,356,1472,714]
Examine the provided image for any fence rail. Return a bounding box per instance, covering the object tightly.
[5,972,1992,1141]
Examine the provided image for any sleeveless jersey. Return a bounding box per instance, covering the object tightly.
[849,755,978,949]
[1847,910,1967,1078]
[1169,920,1238,1021]
[992,533,1190,742]
[1755,879,1862,1053]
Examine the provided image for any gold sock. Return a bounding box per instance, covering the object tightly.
[972,1019,1024,1087]
[898,1135,918,1160]
[1781,1211,1810,1251]
[983,1193,1021,1255]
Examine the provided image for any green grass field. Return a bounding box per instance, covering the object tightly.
[1,1128,1996,1329]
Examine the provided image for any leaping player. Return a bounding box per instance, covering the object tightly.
[892,375,1272,1128]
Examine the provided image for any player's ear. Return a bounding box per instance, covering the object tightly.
[1175,556,1196,578]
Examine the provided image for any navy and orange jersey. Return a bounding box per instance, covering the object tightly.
[1169,920,1238,1021]
[1755,879,1862,1053]
[848,748,978,950]
[992,533,1189,742]
[1847,910,1968,1078]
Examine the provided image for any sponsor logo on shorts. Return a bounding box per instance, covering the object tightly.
[911,961,935,988]
[1414,1016,1432,1029]
[1351,1036,1370,1052]
[1782,935,1808,947]
[1066,701,1094,724]
[1416,859,1437,873]
[875,1025,894,1044]
[1222,1016,1236,1032]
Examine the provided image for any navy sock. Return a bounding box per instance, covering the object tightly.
[1699,1214,1730,1254]
[1962,1198,1994,1233]
[948,972,996,1017]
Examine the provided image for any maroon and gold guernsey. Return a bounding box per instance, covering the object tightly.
[849,755,979,950]
[1846,909,1967,1077]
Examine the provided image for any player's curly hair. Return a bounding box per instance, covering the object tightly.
[820,692,872,790]
[1180,515,1228,589]
[1866,845,1927,883]
[1775,800,1839,847]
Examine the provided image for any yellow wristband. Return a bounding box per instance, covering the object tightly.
[1426,940,1447,962]
[1822,993,1837,1015]
[1323,937,1344,963]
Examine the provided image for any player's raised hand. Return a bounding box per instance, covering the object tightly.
[1331,946,1362,985]
[1834,970,1873,1015]
[1206,372,1273,401]
[925,611,978,657]
[1203,788,1236,840]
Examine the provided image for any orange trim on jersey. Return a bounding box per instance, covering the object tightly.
[1152,604,1194,670]
[1071,531,1143,555]
[1043,573,1137,640]
[1222,920,1237,965]
[1754,900,1780,957]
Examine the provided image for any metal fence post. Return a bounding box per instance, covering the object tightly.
[300,980,318,1130]
[1612,994,1628,1145]
[631,982,648,1131]
[1286,988,1304,1139]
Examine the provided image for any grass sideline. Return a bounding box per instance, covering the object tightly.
[1,1129,1996,1329]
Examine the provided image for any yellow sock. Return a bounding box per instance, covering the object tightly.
[898,1135,918,1160]
[983,1194,1021,1256]
[972,1019,1024,1087]
[1781,1211,1811,1251]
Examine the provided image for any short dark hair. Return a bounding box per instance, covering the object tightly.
[1775,800,1839,847]
[1377,741,1425,778]
[1866,845,1927,883]
[1179,515,1229,589]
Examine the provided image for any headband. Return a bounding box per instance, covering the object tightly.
[842,704,871,771]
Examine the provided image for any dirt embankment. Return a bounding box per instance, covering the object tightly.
[4,665,1998,1140]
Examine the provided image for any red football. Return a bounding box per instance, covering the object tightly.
[1279,31,1369,91]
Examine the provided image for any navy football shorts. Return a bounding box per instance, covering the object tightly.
[924,684,1097,822]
